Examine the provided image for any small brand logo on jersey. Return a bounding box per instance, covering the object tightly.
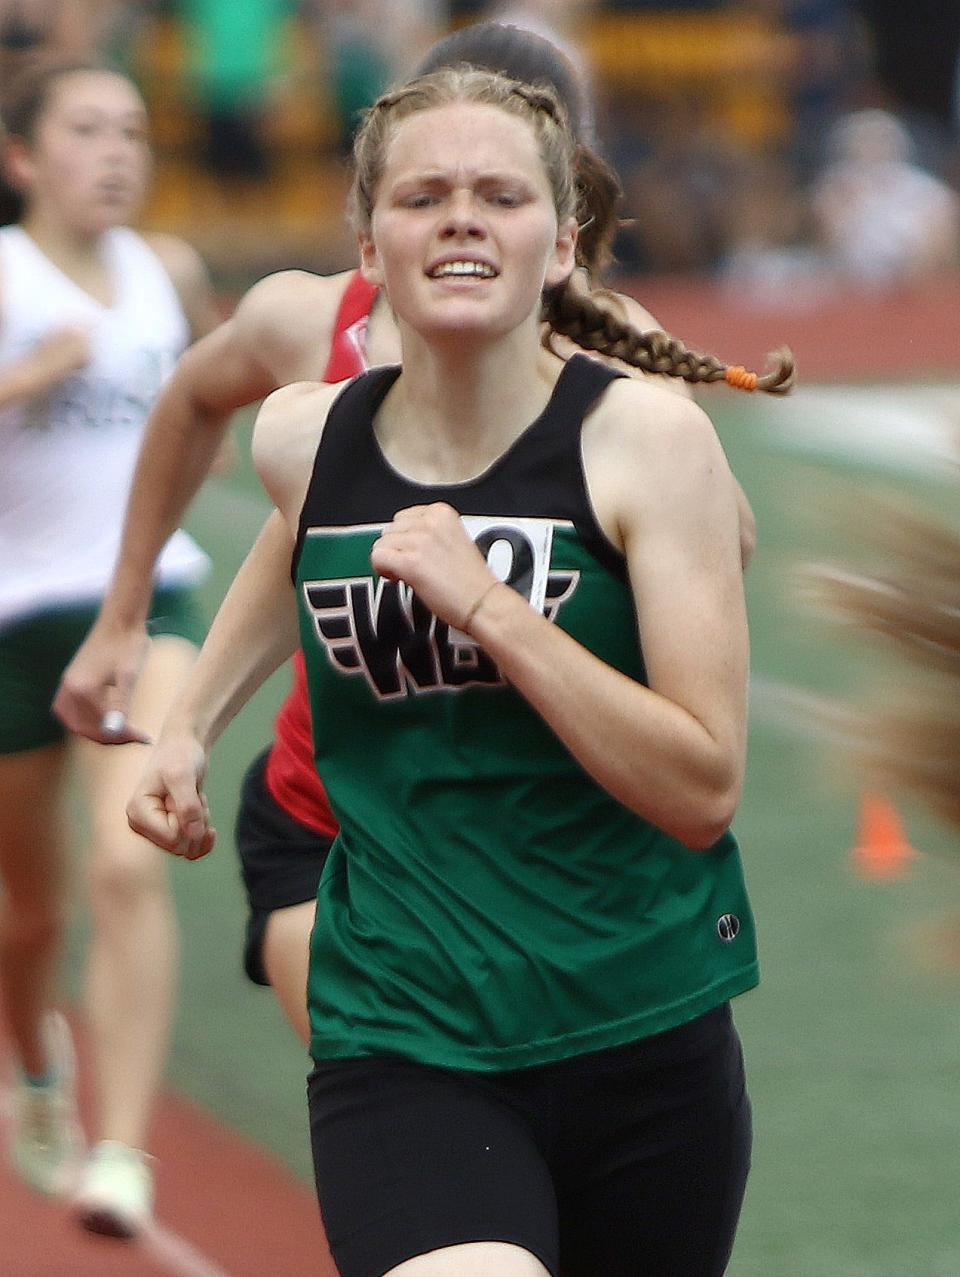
[717,914,740,943]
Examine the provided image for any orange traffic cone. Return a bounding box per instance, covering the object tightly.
[850,792,918,881]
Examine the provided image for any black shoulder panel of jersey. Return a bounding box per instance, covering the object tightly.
[292,355,630,585]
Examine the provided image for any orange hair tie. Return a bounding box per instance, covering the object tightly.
[724,365,758,391]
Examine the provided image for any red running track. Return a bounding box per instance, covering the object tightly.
[625,274,960,382]
[0,1014,337,1277]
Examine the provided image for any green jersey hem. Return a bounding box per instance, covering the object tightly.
[310,962,760,1072]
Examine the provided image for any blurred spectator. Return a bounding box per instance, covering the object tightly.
[721,106,960,302]
[178,0,293,182]
[718,151,821,302]
[609,94,752,276]
[306,1,444,150]
[810,108,960,288]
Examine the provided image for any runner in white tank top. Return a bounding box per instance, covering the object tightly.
[0,222,208,626]
[0,58,219,1239]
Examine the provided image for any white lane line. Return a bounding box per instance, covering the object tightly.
[141,1218,239,1277]
[762,383,960,477]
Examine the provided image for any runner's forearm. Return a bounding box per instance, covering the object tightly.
[161,510,299,750]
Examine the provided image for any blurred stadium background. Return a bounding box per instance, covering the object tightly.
[2,1,960,1274]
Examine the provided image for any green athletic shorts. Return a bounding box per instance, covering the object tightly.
[0,588,206,755]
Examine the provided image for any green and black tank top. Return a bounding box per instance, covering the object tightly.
[293,354,759,1071]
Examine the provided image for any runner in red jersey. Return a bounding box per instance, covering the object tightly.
[235,275,376,1038]
[262,274,377,843]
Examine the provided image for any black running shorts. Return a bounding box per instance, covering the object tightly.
[235,749,333,985]
[308,1003,752,1277]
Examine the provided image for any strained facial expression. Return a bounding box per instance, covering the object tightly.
[360,101,576,340]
